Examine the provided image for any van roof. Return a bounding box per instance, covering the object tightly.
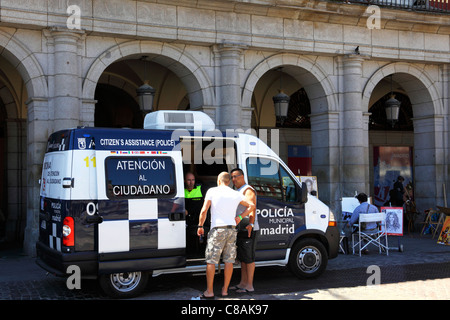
[46,127,242,153]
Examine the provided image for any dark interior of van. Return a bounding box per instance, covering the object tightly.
[180,137,237,260]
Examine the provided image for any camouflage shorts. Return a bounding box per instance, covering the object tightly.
[205,227,237,264]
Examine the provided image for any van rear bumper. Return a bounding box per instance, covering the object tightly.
[36,241,98,278]
[36,241,186,278]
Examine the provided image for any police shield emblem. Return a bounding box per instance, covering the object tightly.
[78,138,86,150]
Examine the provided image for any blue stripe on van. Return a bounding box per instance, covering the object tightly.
[72,128,178,151]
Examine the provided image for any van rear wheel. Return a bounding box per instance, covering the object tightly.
[99,271,148,299]
[288,238,328,279]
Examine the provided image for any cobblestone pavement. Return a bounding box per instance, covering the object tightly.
[1,233,449,300]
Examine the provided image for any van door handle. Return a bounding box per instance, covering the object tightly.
[169,212,185,221]
[62,177,74,188]
[86,214,103,224]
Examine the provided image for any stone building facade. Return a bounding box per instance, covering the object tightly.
[0,0,448,255]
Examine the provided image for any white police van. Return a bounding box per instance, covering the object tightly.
[36,110,339,298]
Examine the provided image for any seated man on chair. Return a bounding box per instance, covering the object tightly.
[347,193,379,254]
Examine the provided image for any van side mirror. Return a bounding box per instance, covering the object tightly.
[298,182,308,203]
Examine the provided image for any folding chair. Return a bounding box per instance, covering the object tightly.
[405,200,419,233]
[352,213,389,257]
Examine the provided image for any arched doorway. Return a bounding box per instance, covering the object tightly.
[0,30,49,255]
[364,67,444,211]
[94,84,142,128]
[369,88,414,207]
[244,54,337,205]
[93,57,193,128]
[82,41,215,129]
[0,56,28,248]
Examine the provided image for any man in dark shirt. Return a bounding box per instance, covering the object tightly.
[184,172,207,256]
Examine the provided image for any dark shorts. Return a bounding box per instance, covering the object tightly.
[237,231,258,264]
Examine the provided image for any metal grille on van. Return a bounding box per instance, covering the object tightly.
[162,112,194,129]
[144,111,215,131]
[164,112,194,124]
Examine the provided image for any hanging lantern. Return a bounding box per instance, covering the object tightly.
[385,75,400,128]
[273,90,290,125]
[136,80,155,113]
[273,67,290,126]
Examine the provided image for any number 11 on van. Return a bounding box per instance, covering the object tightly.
[84,156,96,167]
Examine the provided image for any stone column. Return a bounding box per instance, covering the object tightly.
[4,118,26,242]
[23,28,84,255]
[23,97,49,256]
[81,98,97,127]
[413,115,446,210]
[310,111,340,212]
[444,64,450,206]
[47,28,84,132]
[214,43,247,130]
[341,54,368,196]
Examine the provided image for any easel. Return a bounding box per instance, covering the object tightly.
[421,184,448,238]
[339,197,362,255]
[434,206,450,238]
[421,208,441,238]
[381,207,404,252]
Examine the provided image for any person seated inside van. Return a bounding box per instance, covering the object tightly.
[184,172,208,257]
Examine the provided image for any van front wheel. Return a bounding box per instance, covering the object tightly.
[99,271,149,299]
[288,238,328,279]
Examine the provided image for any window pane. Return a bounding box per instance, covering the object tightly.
[280,166,297,202]
[246,157,282,200]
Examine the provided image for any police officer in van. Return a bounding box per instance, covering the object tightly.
[184,172,207,257]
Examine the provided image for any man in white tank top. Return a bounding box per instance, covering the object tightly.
[197,172,255,299]
[230,168,258,294]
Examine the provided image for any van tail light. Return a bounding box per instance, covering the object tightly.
[63,217,74,247]
[328,211,337,227]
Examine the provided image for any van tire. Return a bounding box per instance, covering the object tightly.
[288,238,328,279]
[99,271,149,299]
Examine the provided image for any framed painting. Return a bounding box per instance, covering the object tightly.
[381,207,403,236]
[300,176,318,197]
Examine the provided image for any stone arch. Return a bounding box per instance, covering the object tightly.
[0,30,48,99]
[242,53,339,206]
[242,53,338,115]
[0,72,19,118]
[362,62,442,117]
[82,40,215,119]
[0,30,47,251]
[363,62,445,210]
